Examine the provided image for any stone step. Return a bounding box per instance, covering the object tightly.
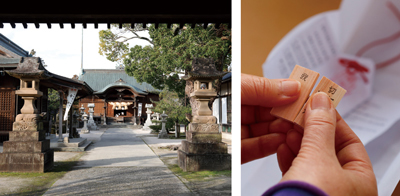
[50,138,87,148]
[50,140,92,152]
[49,137,92,152]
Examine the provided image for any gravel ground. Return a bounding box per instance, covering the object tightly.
[44,128,192,196]
[0,128,231,196]
[145,139,232,196]
[43,167,192,196]
[0,177,33,195]
[0,151,83,196]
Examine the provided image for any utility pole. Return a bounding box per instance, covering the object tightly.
[81,26,84,77]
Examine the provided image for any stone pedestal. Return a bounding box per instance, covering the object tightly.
[178,123,230,171]
[178,57,230,172]
[0,114,54,172]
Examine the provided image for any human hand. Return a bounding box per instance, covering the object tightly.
[277,92,377,195]
[241,73,301,164]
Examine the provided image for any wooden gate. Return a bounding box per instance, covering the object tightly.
[0,90,15,142]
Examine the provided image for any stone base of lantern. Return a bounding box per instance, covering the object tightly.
[158,131,169,139]
[178,124,231,172]
[80,128,89,134]
[0,114,54,172]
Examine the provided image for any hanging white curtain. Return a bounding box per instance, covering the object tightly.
[221,97,227,124]
[213,98,220,123]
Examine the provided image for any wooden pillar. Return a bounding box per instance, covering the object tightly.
[58,91,63,142]
[69,107,73,138]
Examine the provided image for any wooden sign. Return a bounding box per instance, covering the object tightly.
[270,65,319,122]
[294,76,347,128]
[270,65,346,128]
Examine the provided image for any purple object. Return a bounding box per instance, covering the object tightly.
[262,180,328,196]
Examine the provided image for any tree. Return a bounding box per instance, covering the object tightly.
[47,88,60,123]
[99,23,231,98]
[152,87,191,127]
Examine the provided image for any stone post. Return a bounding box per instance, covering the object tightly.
[0,57,54,172]
[80,113,89,134]
[178,58,230,172]
[158,111,169,139]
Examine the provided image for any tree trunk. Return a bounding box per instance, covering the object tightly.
[175,121,180,138]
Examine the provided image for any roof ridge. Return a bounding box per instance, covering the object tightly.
[0,33,30,57]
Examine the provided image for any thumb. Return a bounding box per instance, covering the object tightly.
[241,73,301,107]
[302,92,337,157]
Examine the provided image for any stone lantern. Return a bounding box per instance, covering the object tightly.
[178,58,231,171]
[87,103,98,130]
[143,104,154,130]
[80,113,89,134]
[0,57,54,172]
[158,111,169,139]
[80,104,85,118]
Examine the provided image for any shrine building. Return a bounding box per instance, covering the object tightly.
[78,68,159,125]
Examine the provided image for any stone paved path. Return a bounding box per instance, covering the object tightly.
[44,128,192,196]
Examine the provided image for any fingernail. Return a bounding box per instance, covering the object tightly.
[311,92,331,110]
[281,80,301,96]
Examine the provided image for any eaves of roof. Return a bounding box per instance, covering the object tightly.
[0,2,231,29]
[222,72,231,82]
[0,33,30,57]
[81,69,158,93]
[0,57,20,65]
[94,82,147,95]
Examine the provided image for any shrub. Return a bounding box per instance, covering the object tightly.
[149,124,161,133]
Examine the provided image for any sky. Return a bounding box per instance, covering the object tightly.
[0,23,151,78]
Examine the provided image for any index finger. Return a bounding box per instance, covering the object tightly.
[241,73,301,107]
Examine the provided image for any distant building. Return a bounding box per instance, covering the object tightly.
[213,72,231,136]
[79,69,159,125]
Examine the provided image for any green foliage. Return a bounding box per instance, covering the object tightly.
[149,124,161,132]
[152,88,191,125]
[48,89,59,122]
[151,119,160,125]
[166,118,176,130]
[160,157,231,181]
[99,23,231,97]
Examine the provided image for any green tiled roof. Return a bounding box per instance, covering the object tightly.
[95,80,148,95]
[80,69,158,93]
